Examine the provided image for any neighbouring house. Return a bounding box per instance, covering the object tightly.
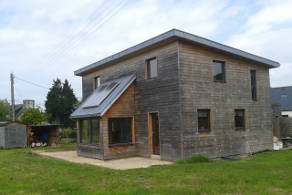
[71,29,280,161]
[14,100,35,120]
[271,86,292,117]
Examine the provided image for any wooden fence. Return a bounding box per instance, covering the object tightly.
[274,117,292,138]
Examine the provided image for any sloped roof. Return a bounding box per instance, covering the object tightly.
[271,86,292,111]
[75,29,280,76]
[70,74,136,119]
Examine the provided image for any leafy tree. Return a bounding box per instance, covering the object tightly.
[45,79,77,127]
[0,99,10,121]
[20,108,47,125]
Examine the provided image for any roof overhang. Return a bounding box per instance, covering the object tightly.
[74,29,280,76]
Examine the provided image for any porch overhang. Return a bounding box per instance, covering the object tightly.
[70,74,136,119]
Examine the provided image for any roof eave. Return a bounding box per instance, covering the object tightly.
[74,29,280,76]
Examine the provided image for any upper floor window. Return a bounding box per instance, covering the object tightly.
[146,57,158,79]
[197,109,211,133]
[213,60,225,82]
[250,70,257,101]
[94,76,101,89]
[235,109,245,130]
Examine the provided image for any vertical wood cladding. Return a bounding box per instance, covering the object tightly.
[101,84,137,160]
[178,41,273,158]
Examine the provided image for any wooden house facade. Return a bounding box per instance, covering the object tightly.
[71,29,280,161]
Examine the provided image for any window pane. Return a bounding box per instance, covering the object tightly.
[235,110,245,130]
[91,119,100,143]
[213,61,225,82]
[80,118,100,144]
[198,110,210,133]
[250,70,257,100]
[81,119,90,143]
[147,58,158,79]
[94,77,100,89]
[109,118,132,145]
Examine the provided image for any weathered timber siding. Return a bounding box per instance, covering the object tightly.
[178,41,273,158]
[101,83,137,159]
[81,42,181,161]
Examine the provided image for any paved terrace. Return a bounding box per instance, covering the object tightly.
[33,151,173,170]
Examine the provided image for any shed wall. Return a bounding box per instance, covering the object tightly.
[0,127,5,148]
[0,123,27,149]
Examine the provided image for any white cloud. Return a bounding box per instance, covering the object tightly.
[0,0,290,107]
[227,0,292,87]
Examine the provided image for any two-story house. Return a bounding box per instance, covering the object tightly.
[71,29,280,161]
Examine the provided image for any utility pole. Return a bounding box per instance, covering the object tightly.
[10,73,15,121]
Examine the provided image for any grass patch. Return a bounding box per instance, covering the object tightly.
[177,155,211,164]
[0,145,292,194]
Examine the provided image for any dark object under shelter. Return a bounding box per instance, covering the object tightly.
[27,123,61,147]
[0,122,27,149]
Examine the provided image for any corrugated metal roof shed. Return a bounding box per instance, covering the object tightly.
[71,74,136,119]
[75,29,280,76]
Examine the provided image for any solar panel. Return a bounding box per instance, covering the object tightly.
[82,81,119,109]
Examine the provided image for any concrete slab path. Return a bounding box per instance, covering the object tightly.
[34,151,173,170]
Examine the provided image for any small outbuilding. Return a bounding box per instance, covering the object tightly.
[0,122,27,149]
[27,123,61,147]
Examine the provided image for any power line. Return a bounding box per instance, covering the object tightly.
[45,0,129,67]
[44,0,110,61]
[14,75,49,90]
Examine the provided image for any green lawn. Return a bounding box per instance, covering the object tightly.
[0,145,292,195]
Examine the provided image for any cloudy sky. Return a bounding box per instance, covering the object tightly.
[0,0,291,108]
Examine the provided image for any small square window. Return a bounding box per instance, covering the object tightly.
[146,57,158,79]
[213,60,225,82]
[197,109,211,133]
[235,109,245,130]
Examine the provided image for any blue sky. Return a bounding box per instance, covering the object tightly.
[0,0,291,108]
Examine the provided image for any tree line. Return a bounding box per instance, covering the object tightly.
[0,79,78,127]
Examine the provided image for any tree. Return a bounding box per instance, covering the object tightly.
[45,79,77,127]
[20,108,47,125]
[0,99,10,121]
[62,80,78,127]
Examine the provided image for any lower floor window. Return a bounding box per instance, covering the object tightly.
[80,118,100,144]
[197,109,211,133]
[235,109,245,130]
[108,117,132,146]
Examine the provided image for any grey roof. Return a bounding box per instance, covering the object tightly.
[15,104,24,118]
[75,29,280,76]
[70,74,136,119]
[271,86,292,111]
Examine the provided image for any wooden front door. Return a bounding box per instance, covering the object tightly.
[149,112,160,155]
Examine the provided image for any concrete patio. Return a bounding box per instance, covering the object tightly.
[33,151,173,170]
